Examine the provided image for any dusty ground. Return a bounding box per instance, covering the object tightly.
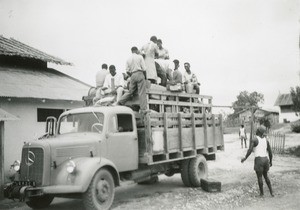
[110,132,300,210]
[3,128,300,210]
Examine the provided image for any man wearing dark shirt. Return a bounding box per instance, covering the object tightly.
[241,126,274,197]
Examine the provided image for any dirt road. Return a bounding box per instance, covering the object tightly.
[5,133,300,210]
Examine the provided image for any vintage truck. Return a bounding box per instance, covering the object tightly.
[4,89,224,210]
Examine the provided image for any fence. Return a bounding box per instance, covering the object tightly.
[268,131,285,154]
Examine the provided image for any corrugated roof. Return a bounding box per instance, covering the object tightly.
[274,94,293,106]
[0,108,19,121]
[0,35,72,65]
[0,67,91,101]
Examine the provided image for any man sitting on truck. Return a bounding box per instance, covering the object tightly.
[117,46,147,112]
[98,65,125,104]
[183,62,200,94]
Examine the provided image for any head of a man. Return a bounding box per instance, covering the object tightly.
[173,59,179,69]
[256,125,267,137]
[150,36,157,43]
[109,65,116,76]
[241,124,244,128]
[131,46,138,54]
[184,62,190,72]
[157,39,162,49]
[102,63,108,70]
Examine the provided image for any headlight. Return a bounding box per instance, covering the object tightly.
[66,160,76,174]
[11,160,20,172]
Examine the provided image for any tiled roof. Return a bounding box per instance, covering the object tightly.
[274,94,293,106]
[0,66,91,101]
[0,35,71,65]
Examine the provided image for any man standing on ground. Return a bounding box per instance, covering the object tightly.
[102,65,124,103]
[183,62,200,94]
[241,126,274,197]
[239,124,247,148]
[94,63,109,103]
[140,36,159,84]
[118,47,147,112]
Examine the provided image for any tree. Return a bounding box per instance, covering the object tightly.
[290,86,300,116]
[232,91,264,115]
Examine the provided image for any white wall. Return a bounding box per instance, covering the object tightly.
[279,112,299,123]
[0,99,84,181]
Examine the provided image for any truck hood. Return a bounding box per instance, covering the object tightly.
[25,133,103,165]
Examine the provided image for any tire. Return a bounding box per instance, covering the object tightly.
[181,159,192,187]
[26,195,54,209]
[188,155,208,187]
[83,168,115,210]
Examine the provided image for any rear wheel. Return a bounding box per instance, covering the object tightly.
[83,168,115,210]
[181,159,192,187]
[26,195,54,209]
[188,155,208,187]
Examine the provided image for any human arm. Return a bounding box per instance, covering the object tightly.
[241,138,258,163]
[266,140,273,166]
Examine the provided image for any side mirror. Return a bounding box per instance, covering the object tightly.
[45,117,57,136]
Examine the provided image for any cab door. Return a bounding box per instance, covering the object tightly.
[107,113,138,171]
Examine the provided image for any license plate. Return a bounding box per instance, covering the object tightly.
[15,181,36,187]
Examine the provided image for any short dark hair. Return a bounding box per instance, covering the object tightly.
[102,64,108,69]
[109,65,115,71]
[157,39,162,44]
[184,62,190,67]
[173,59,179,65]
[131,46,138,52]
[150,36,157,42]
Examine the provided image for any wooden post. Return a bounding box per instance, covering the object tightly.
[0,121,4,200]
[250,107,255,141]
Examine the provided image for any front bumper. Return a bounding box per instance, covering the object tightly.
[4,182,84,201]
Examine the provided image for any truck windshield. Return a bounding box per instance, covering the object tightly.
[59,112,104,134]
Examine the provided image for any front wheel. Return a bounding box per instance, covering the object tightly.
[26,195,54,209]
[83,168,115,210]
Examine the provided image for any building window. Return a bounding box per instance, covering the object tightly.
[37,108,64,122]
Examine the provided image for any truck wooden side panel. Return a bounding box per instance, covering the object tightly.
[137,112,224,165]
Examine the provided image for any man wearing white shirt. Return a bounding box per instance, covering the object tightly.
[183,62,200,94]
[102,65,124,102]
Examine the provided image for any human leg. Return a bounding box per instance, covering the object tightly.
[136,72,147,111]
[256,171,264,196]
[116,87,124,102]
[194,84,200,94]
[118,75,137,105]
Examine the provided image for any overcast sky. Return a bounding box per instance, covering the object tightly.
[0,0,299,112]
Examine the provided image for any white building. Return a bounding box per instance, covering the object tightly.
[274,93,298,123]
[0,36,90,181]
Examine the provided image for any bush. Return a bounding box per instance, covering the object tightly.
[290,120,300,133]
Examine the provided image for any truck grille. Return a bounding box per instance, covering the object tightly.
[20,147,44,186]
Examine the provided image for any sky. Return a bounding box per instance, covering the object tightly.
[0,0,299,113]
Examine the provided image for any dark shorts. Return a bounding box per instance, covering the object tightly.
[254,157,270,173]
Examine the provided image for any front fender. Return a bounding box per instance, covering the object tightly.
[51,157,120,193]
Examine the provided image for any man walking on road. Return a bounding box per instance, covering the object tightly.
[241,126,274,197]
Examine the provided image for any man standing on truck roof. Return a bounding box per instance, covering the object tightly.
[94,63,109,103]
[117,46,147,111]
[241,126,274,197]
[140,36,159,84]
[183,62,200,94]
[102,65,125,103]
[155,39,169,87]
[171,59,183,84]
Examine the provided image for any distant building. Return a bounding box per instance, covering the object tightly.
[238,108,279,125]
[274,93,298,123]
[0,35,90,180]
